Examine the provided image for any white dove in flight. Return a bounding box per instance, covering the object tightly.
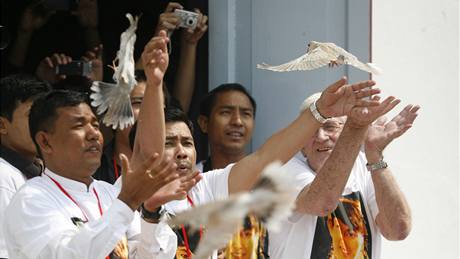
[90,13,139,130]
[257,41,382,75]
[166,162,298,259]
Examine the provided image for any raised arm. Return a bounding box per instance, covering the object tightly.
[366,104,419,240]
[228,77,380,194]
[172,9,208,112]
[130,31,169,169]
[295,96,401,216]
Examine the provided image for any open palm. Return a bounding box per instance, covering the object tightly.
[365,104,420,152]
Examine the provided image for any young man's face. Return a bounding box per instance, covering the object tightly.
[301,117,346,172]
[203,91,255,154]
[42,103,103,176]
[0,99,36,158]
[164,121,197,176]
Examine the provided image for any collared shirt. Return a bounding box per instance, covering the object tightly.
[4,168,177,259]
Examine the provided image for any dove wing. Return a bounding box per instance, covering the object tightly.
[257,47,334,72]
[327,42,382,74]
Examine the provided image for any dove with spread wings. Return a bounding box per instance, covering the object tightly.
[90,13,139,130]
[166,162,297,259]
[257,41,382,74]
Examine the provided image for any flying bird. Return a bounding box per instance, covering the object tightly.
[90,13,139,130]
[166,162,298,259]
[257,41,382,75]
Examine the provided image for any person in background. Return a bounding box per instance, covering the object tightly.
[0,73,51,258]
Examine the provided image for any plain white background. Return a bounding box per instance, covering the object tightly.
[373,0,459,258]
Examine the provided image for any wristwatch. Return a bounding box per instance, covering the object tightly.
[366,160,388,172]
[309,100,328,124]
[141,204,165,223]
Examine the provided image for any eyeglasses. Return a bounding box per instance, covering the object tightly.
[319,120,344,134]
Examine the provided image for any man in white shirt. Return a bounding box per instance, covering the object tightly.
[0,74,51,258]
[269,93,419,259]
[131,77,392,258]
[3,31,185,259]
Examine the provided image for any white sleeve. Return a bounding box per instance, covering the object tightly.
[131,219,177,259]
[5,193,135,259]
[0,185,16,258]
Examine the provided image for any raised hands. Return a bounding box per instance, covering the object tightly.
[117,153,178,211]
[155,2,184,35]
[81,44,104,81]
[316,77,381,118]
[143,170,203,211]
[35,53,72,84]
[348,96,401,128]
[365,104,420,161]
[181,9,208,45]
[141,30,170,86]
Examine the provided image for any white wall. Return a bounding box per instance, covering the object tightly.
[373,0,459,258]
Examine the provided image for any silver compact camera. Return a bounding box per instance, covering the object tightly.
[174,9,199,30]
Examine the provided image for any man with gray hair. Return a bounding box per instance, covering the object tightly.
[269,92,419,259]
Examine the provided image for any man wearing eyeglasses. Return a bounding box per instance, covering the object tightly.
[269,93,420,259]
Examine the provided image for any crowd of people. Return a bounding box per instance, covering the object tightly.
[1,1,420,259]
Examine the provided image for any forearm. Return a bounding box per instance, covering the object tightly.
[131,81,165,167]
[8,31,33,67]
[297,123,367,215]
[229,109,320,194]
[372,167,411,240]
[172,43,197,113]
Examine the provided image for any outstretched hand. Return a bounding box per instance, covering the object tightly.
[316,77,381,118]
[348,95,401,128]
[144,170,203,211]
[141,30,170,86]
[117,153,178,211]
[35,53,72,84]
[365,104,420,161]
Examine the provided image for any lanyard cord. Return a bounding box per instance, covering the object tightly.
[181,195,203,258]
[46,173,109,259]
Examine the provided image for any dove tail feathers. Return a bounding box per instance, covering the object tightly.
[90,81,134,130]
[366,63,383,75]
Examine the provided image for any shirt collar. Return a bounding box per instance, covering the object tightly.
[0,145,42,179]
[43,168,95,192]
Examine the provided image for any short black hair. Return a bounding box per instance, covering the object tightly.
[129,106,194,150]
[199,83,257,117]
[0,74,51,121]
[29,90,90,157]
[52,75,93,95]
[135,70,147,82]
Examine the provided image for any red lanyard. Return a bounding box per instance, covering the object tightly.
[113,156,119,179]
[46,173,109,259]
[181,195,203,258]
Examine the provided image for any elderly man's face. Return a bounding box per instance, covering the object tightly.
[301,117,346,172]
[164,121,197,176]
